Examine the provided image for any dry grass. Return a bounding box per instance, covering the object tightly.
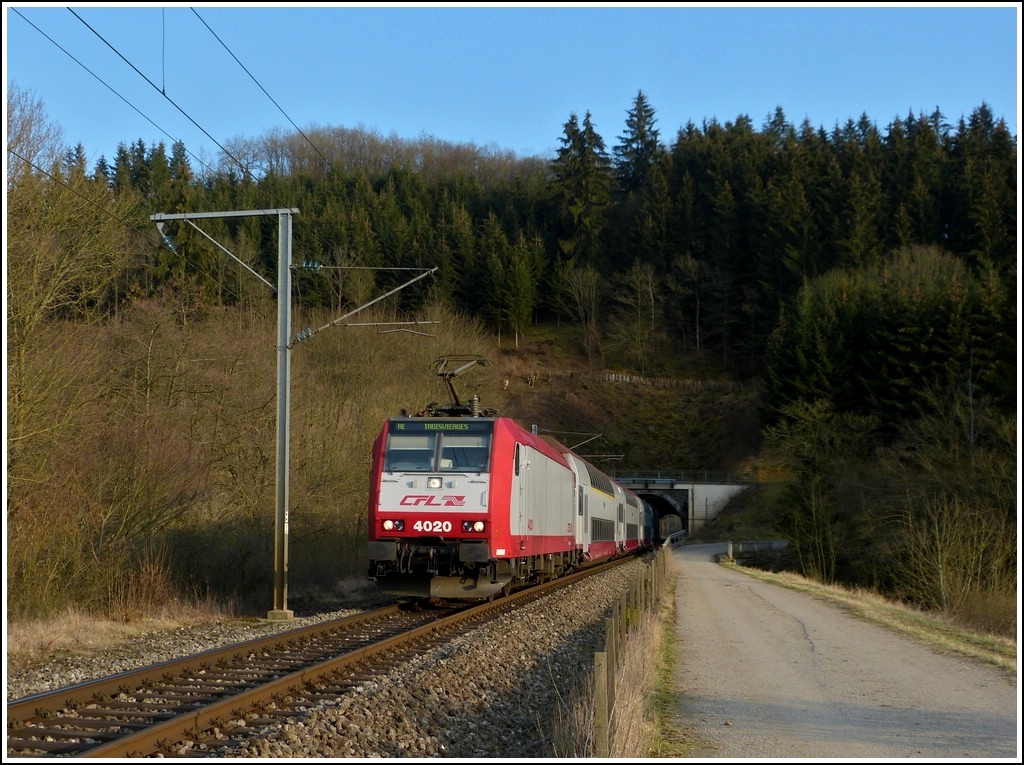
[4,576,394,674]
[5,598,232,672]
[4,575,391,674]
[644,568,696,757]
[546,589,670,757]
[608,605,667,756]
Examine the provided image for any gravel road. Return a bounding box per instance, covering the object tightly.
[669,543,1019,759]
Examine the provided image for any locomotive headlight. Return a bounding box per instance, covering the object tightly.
[427,476,443,489]
[383,519,405,531]
[462,520,485,532]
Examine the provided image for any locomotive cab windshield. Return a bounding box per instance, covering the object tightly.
[385,419,492,473]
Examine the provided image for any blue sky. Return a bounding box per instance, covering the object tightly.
[4,3,1021,171]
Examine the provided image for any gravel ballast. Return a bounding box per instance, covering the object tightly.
[7,560,653,758]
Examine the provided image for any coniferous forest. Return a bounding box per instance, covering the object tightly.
[7,84,1017,633]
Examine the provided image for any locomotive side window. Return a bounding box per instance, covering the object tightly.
[385,433,437,472]
[439,433,491,472]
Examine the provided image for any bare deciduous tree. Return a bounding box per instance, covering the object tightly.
[559,264,603,365]
[607,260,659,374]
[896,494,1013,615]
[9,87,134,458]
[6,83,64,190]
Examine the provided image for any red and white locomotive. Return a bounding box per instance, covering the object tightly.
[366,357,653,599]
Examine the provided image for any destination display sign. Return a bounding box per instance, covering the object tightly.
[389,419,493,434]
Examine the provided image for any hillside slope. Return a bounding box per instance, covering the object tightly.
[481,328,764,472]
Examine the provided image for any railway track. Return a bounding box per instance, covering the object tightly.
[7,560,626,758]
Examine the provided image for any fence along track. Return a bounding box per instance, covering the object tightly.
[7,559,630,758]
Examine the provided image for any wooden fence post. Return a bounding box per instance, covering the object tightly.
[594,651,609,757]
[592,551,674,756]
[605,614,617,727]
[619,592,627,648]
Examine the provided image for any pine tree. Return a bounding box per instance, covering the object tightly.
[61,143,88,180]
[548,111,613,270]
[91,155,112,188]
[607,91,670,272]
[613,90,661,196]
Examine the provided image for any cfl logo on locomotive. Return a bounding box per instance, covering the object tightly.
[399,495,467,506]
